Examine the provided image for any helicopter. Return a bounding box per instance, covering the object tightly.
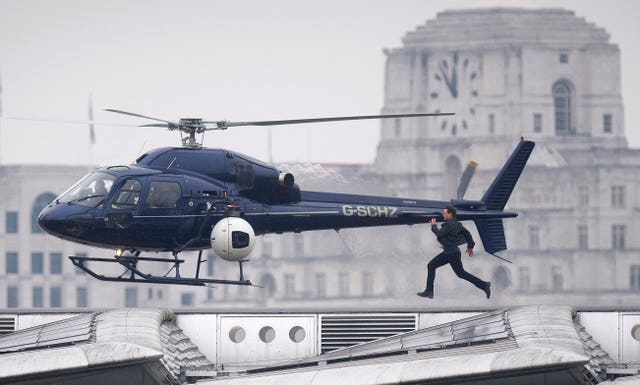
[37,109,535,287]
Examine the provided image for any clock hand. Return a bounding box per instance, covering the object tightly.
[439,63,455,97]
[450,64,458,98]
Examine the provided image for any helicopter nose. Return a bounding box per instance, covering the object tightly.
[38,202,94,238]
[38,203,63,235]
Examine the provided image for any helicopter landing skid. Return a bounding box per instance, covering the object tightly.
[69,252,252,287]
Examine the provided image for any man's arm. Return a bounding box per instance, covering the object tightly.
[460,226,475,249]
[461,225,475,256]
[431,220,455,238]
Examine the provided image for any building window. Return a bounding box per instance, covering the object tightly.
[578,185,589,207]
[559,53,569,63]
[50,253,63,275]
[553,80,574,135]
[262,240,273,259]
[551,266,563,291]
[259,273,276,298]
[394,119,401,137]
[7,286,18,308]
[518,267,530,291]
[293,234,304,257]
[284,274,295,298]
[578,225,588,250]
[612,225,626,250]
[488,113,495,133]
[125,287,138,307]
[493,266,511,290]
[32,193,57,233]
[181,292,194,306]
[50,287,62,307]
[316,273,326,298]
[75,252,88,275]
[237,285,248,299]
[76,287,88,307]
[339,272,350,297]
[603,114,612,133]
[31,252,44,274]
[207,288,214,301]
[32,286,44,308]
[611,186,626,208]
[5,211,18,234]
[207,254,215,276]
[631,266,640,291]
[444,155,462,199]
[6,252,18,274]
[362,272,373,297]
[533,113,542,133]
[528,226,540,250]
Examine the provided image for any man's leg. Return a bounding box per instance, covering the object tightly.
[420,252,449,296]
[448,251,491,298]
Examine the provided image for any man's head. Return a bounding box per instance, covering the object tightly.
[443,205,457,220]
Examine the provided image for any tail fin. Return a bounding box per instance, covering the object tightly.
[481,140,535,211]
[474,140,535,255]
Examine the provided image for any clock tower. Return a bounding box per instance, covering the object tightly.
[375,8,624,199]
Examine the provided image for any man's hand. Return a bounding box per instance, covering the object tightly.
[429,218,437,225]
[466,248,474,257]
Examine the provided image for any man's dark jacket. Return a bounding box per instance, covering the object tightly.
[431,219,475,253]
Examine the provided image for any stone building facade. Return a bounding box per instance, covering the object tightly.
[228,7,640,309]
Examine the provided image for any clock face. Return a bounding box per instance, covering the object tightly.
[428,51,479,136]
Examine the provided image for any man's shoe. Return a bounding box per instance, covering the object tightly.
[482,283,491,299]
[417,290,434,299]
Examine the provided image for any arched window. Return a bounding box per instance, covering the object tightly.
[444,155,462,198]
[259,273,277,298]
[32,192,57,233]
[553,80,574,135]
[493,266,511,290]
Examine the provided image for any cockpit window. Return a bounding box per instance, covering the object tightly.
[112,179,142,208]
[58,172,115,207]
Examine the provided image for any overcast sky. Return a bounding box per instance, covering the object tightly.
[0,0,638,166]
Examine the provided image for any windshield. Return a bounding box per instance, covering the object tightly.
[58,172,116,207]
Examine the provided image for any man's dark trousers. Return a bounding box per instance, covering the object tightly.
[426,249,487,293]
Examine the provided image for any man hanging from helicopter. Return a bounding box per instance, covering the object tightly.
[417,205,491,299]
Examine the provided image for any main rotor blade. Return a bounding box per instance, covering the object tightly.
[4,116,139,127]
[105,109,176,125]
[203,112,454,128]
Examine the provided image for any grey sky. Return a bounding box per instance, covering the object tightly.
[0,0,638,166]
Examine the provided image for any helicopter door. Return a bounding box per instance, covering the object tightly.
[139,180,184,246]
[104,179,142,230]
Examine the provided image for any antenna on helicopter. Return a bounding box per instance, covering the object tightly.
[105,109,455,148]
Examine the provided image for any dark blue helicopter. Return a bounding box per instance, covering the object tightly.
[38,109,535,287]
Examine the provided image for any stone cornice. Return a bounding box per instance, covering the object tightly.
[400,8,611,50]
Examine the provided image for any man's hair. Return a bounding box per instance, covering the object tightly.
[445,205,457,217]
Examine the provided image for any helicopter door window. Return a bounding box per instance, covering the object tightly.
[146,181,182,209]
[112,179,142,208]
